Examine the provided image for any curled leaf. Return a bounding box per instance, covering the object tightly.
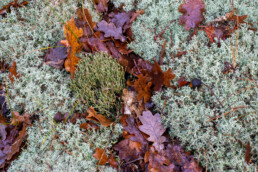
[86,107,113,127]
[93,148,108,165]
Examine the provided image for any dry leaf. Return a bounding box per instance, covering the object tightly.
[149,60,175,91]
[0,0,28,18]
[108,153,118,168]
[8,61,20,82]
[95,20,126,42]
[86,107,113,127]
[245,142,251,164]
[122,89,145,117]
[93,0,108,13]
[93,148,108,165]
[178,0,205,30]
[132,74,152,103]
[148,146,176,172]
[44,41,67,69]
[114,139,141,162]
[139,111,166,152]
[62,18,83,78]
[10,111,31,126]
[80,122,100,130]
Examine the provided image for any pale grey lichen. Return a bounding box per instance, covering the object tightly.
[113,0,258,171]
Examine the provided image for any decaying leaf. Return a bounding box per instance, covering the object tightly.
[124,116,148,147]
[95,20,126,42]
[177,77,190,87]
[147,146,176,172]
[80,122,100,130]
[0,0,28,18]
[139,111,166,152]
[8,61,20,82]
[245,141,251,164]
[44,41,67,69]
[131,74,152,103]
[93,0,108,13]
[122,89,145,117]
[149,60,175,91]
[93,148,108,165]
[178,0,205,30]
[165,143,203,172]
[108,153,118,168]
[86,107,113,127]
[70,112,87,124]
[114,139,141,162]
[62,18,83,78]
[10,111,31,126]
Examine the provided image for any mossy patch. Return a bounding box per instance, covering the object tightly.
[70,52,125,118]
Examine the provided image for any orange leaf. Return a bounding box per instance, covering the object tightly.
[93,148,108,165]
[8,61,20,82]
[133,74,152,103]
[108,153,118,168]
[62,18,83,78]
[80,122,100,130]
[86,107,113,127]
[149,60,175,91]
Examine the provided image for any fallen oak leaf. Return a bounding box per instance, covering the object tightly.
[93,0,108,13]
[86,107,113,127]
[93,148,108,165]
[62,18,83,78]
[114,139,141,162]
[148,146,176,172]
[6,124,27,161]
[178,0,205,30]
[95,20,126,42]
[44,41,67,69]
[8,61,20,82]
[0,0,28,18]
[129,74,152,103]
[108,152,118,168]
[139,111,166,153]
[177,77,190,87]
[80,122,100,130]
[149,59,175,91]
[10,111,31,126]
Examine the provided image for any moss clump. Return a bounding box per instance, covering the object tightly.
[71,52,125,117]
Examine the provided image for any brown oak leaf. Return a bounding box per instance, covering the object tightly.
[178,0,205,30]
[114,139,140,162]
[93,0,108,13]
[8,61,20,82]
[149,60,175,92]
[95,20,126,42]
[86,107,113,127]
[147,146,176,172]
[131,74,152,103]
[0,0,28,18]
[139,111,166,152]
[44,41,67,69]
[80,122,100,130]
[93,148,108,165]
[165,143,203,172]
[124,116,148,148]
[10,111,31,126]
[62,18,83,78]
